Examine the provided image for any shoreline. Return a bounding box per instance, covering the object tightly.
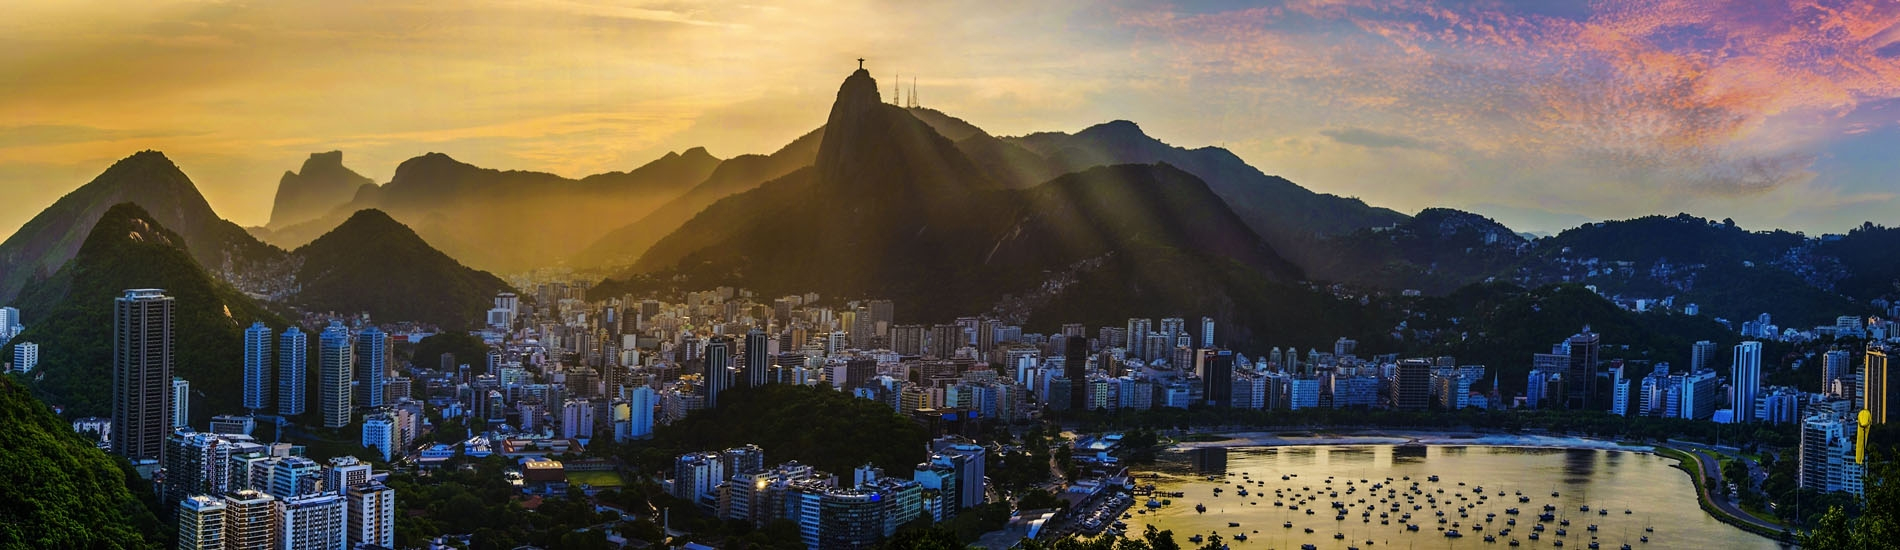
[1165,429,1653,453]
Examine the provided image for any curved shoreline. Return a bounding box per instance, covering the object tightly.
[1165,429,1653,453]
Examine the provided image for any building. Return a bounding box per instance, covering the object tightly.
[703,336,731,408]
[1868,345,1891,425]
[1691,340,1717,373]
[355,326,387,408]
[210,414,256,436]
[277,326,307,417]
[745,328,770,388]
[346,482,397,549]
[322,456,371,496]
[1203,349,1234,408]
[318,321,353,429]
[1800,412,1866,497]
[11,341,37,373]
[622,385,656,441]
[1393,359,1431,410]
[929,437,986,510]
[267,456,321,499]
[222,490,277,550]
[1566,328,1600,409]
[112,288,173,463]
[1681,369,1720,421]
[1823,349,1852,398]
[177,494,227,550]
[243,321,273,412]
[673,452,726,509]
[1732,341,1762,422]
[277,492,348,550]
[172,377,191,428]
[361,414,396,461]
[562,398,596,440]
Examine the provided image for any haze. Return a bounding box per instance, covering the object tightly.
[4,0,1899,239]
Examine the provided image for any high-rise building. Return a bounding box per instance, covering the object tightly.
[267,456,321,499]
[172,377,191,428]
[112,288,173,462]
[1691,340,1718,373]
[222,489,277,550]
[346,482,396,549]
[562,398,595,440]
[1199,317,1215,348]
[624,385,656,440]
[177,494,227,550]
[891,324,926,356]
[277,326,307,417]
[1394,359,1431,410]
[1124,318,1152,360]
[9,341,36,373]
[1204,349,1234,408]
[929,437,986,510]
[322,456,371,495]
[1732,341,1762,422]
[361,414,396,461]
[355,326,387,408]
[868,299,894,337]
[1566,327,1600,409]
[243,321,272,412]
[0,306,19,339]
[276,492,347,550]
[1824,349,1852,398]
[703,337,731,408]
[1064,336,1089,409]
[673,452,727,509]
[745,328,769,388]
[928,324,962,359]
[1868,344,1891,424]
[318,322,353,428]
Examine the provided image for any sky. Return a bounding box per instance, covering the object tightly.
[3,0,1899,238]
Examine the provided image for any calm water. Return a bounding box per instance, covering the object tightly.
[1125,445,1783,550]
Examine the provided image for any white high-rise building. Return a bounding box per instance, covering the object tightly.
[10,341,36,373]
[318,321,352,429]
[623,385,655,441]
[361,413,396,461]
[276,492,348,550]
[177,494,227,550]
[277,326,307,417]
[346,482,396,549]
[243,321,272,412]
[1733,341,1762,422]
[172,377,191,428]
[0,306,21,339]
[322,456,371,494]
[562,398,595,440]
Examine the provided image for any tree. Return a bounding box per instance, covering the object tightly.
[1798,456,1897,549]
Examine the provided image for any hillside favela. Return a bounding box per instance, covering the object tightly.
[4,2,1900,550]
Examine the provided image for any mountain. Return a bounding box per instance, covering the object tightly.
[570,129,824,269]
[290,209,512,329]
[254,148,721,272]
[3,203,286,420]
[0,376,163,548]
[1004,120,1410,264]
[266,151,373,229]
[599,69,1336,344]
[1307,207,1531,294]
[1536,214,1805,267]
[0,151,286,303]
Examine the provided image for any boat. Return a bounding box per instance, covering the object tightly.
[1233,534,1247,541]
[1510,540,1521,547]
[1146,498,1162,508]
[1520,496,1532,503]
[1445,530,1463,538]
[1556,527,1567,536]
[1529,533,1540,541]
[1284,522,1293,528]
[1301,545,1317,550]
[1588,543,1599,549]
[1587,525,1598,532]
[1229,522,1241,527]
[1485,535,1497,543]
[1553,540,1564,547]
[1305,528,1314,534]
[1189,535,1203,544]
[1335,533,1346,540]
[1640,536,1648,543]
[1238,488,1249,497]
[1429,475,1440,482]
[1406,525,1419,531]
[1196,504,1207,513]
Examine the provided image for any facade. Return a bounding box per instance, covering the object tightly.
[9,341,35,373]
[361,413,396,461]
[223,490,277,550]
[172,377,191,428]
[277,326,307,417]
[243,321,273,411]
[1566,328,1600,409]
[112,288,173,463]
[1732,341,1762,422]
[562,398,595,440]
[177,494,227,550]
[318,322,353,429]
[355,326,387,408]
[1393,359,1431,410]
[1868,345,1891,425]
[346,482,397,549]
[276,492,348,550]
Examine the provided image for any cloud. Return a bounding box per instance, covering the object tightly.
[1321,127,1434,150]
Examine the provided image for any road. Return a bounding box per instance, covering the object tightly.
[1670,444,1787,536]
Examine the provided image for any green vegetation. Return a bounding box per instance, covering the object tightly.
[291,209,511,329]
[383,455,622,550]
[565,470,625,489]
[2,203,288,421]
[410,331,491,372]
[0,376,163,548]
[1799,456,1898,550]
[625,384,930,475]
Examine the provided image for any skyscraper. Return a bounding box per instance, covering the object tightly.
[1691,340,1718,373]
[318,321,353,429]
[278,326,307,417]
[703,336,731,408]
[1203,349,1234,408]
[276,492,348,550]
[1394,359,1431,410]
[1823,349,1852,398]
[172,377,191,428]
[222,489,277,550]
[112,289,173,462]
[1566,327,1600,409]
[243,321,272,412]
[355,326,387,408]
[1732,341,1762,422]
[1868,344,1891,425]
[1200,317,1215,348]
[346,482,396,549]
[744,327,769,388]
[1125,318,1152,360]
[1065,336,1088,409]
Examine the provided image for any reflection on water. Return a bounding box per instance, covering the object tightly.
[1128,445,1780,550]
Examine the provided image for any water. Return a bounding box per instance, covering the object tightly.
[1124,445,1782,550]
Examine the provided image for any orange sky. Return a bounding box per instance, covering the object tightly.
[5,0,1899,238]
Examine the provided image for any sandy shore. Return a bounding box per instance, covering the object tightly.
[1168,429,1652,453]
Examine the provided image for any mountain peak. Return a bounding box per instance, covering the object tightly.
[268,150,373,229]
[301,150,345,171]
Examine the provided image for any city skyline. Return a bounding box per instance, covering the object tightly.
[5,0,1900,240]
